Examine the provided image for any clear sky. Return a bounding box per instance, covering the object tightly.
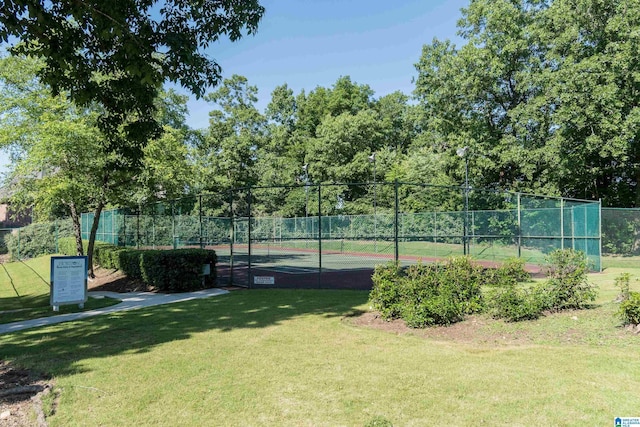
[0,0,468,172]
[182,0,468,129]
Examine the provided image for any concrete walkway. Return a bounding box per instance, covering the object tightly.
[0,288,229,335]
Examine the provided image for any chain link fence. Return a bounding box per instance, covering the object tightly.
[1,219,75,260]
[80,182,602,288]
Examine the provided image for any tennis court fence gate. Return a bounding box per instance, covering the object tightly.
[81,182,602,289]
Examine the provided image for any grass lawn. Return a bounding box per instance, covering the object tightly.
[1,260,640,426]
[0,256,120,323]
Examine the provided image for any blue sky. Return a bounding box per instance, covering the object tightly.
[0,0,468,172]
[182,0,468,128]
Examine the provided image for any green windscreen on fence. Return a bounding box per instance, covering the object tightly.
[81,184,603,287]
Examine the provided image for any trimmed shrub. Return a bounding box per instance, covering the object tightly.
[139,249,217,292]
[58,237,79,255]
[618,292,640,326]
[60,240,218,292]
[370,257,484,327]
[539,249,597,311]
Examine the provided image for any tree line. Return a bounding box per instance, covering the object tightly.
[1,0,639,270]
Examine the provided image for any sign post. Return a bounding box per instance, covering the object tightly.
[50,256,88,311]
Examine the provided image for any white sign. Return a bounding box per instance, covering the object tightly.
[50,256,88,311]
[254,276,275,285]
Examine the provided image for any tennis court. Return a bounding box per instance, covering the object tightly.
[81,182,601,289]
[210,242,544,289]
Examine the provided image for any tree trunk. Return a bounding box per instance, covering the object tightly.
[69,201,84,256]
[86,201,105,278]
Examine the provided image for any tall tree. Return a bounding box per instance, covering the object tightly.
[413,0,640,206]
[0,55,132,271]
[195,75,266,214]
[0,0,265,164]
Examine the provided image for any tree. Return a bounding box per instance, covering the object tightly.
[0,0,265,165]
[194,75,266,214]
[0,55,131,269]
[413,0,640,206]
[536,0,640,205]
[0,56,196,275]
[414,0,552,195]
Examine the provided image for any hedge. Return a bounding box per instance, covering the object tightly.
[5,220,75,259]
[58,237,217,292]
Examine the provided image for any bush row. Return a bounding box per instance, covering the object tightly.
[370,250,598,326]
[59,237,217,292]
[4,220,75,259]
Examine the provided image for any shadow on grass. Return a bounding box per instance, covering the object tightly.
[0,289,369,378]
[0,294,50,312]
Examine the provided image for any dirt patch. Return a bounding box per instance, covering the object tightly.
[87,267,154,293]
[0,361,55,427]
[346,311,535,346]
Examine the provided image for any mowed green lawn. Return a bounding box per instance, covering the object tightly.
[1,258,640,426]
[0,256,119,323]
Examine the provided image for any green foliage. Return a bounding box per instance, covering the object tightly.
[364,416,393,427]
[5,220,74,259]
[370,257,484,327]
[87,244,217,292]
[486,284,543,322]
[369,262,404,319]
[0,0,265,164]
[139,249,217,292]
[485,257,531,287]
[486,250,600,322]
[540,249,598,311]
[413,0,640,205]
[57,237,79,256]
[618,292,640,326]
[615,273,631,301]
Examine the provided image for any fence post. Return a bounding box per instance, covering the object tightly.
[17,228,20,260]
[517,193,522,258]
[598,199,602,272]
[471,210,475,254]
[199,194,204,249]
[248,187,252,289]
[137,205,141,249]
[229,190,235,286]
[394,180,399,263]
[172,201,177,249]
[560,197,565,250]
[318,183,322,287]
[123,211,127,247]
[152,204,156,249]
[434,211,437,257]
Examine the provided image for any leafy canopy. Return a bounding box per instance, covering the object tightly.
[0,0,264,164]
